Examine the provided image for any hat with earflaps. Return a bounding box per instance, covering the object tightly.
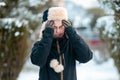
[39,7,68,38]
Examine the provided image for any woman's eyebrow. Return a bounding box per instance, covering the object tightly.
[59,25,63,28]
[54,26,57,28]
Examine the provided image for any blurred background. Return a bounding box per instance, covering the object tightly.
[0,0,120,80]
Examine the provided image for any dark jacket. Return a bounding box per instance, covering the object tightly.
[30,27,93,80]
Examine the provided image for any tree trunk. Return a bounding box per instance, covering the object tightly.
[0,20,28,80]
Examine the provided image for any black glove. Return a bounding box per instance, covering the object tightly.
[62,20,71,28]
[45,20,54,29]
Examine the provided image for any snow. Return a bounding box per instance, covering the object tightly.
[98,0,115,15]
[0,2,6,7]
[15,20,23,28]
[14,31,20,37]
[69,0,99,9]
[96,16,119,38]
[76,59,119,80]
[112,46,117,53]
[17,58,119,80]
[28,0,48,7]
[1,18,28,28]
[98,0,120,14]
[10,7,42,23]
[17,71,39,80]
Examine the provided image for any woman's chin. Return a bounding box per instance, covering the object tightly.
[54,34,64,38]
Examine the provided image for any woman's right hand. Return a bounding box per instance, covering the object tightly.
[45,20,54,29]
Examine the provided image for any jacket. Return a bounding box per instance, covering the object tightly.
[30,27,93,80]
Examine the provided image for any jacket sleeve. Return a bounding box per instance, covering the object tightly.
[65,27,93,63]
[30,27,54,67]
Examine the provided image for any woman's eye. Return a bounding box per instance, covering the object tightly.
[60,26,64,29]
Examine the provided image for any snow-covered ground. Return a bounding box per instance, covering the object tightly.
[17,58,119,80]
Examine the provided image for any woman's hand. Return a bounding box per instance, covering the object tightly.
[62,20,71,28]
[45,20,54,29]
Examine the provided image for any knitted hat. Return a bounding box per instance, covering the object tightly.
[40,7,68,38]
[42,7,68,23]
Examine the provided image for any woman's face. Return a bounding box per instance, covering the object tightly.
[53,20,65,38]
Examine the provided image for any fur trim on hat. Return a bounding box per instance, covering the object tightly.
[48,7,68,20]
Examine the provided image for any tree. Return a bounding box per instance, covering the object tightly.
[97,0,120,78]
[0,0,53,80]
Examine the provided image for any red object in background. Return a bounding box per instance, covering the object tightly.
[87,32,100,45]
[89,39,100,45]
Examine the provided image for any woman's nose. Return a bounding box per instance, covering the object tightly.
[56,29,60,33]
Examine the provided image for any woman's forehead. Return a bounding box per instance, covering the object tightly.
[54,20,62,23]
[54,20,62,26]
